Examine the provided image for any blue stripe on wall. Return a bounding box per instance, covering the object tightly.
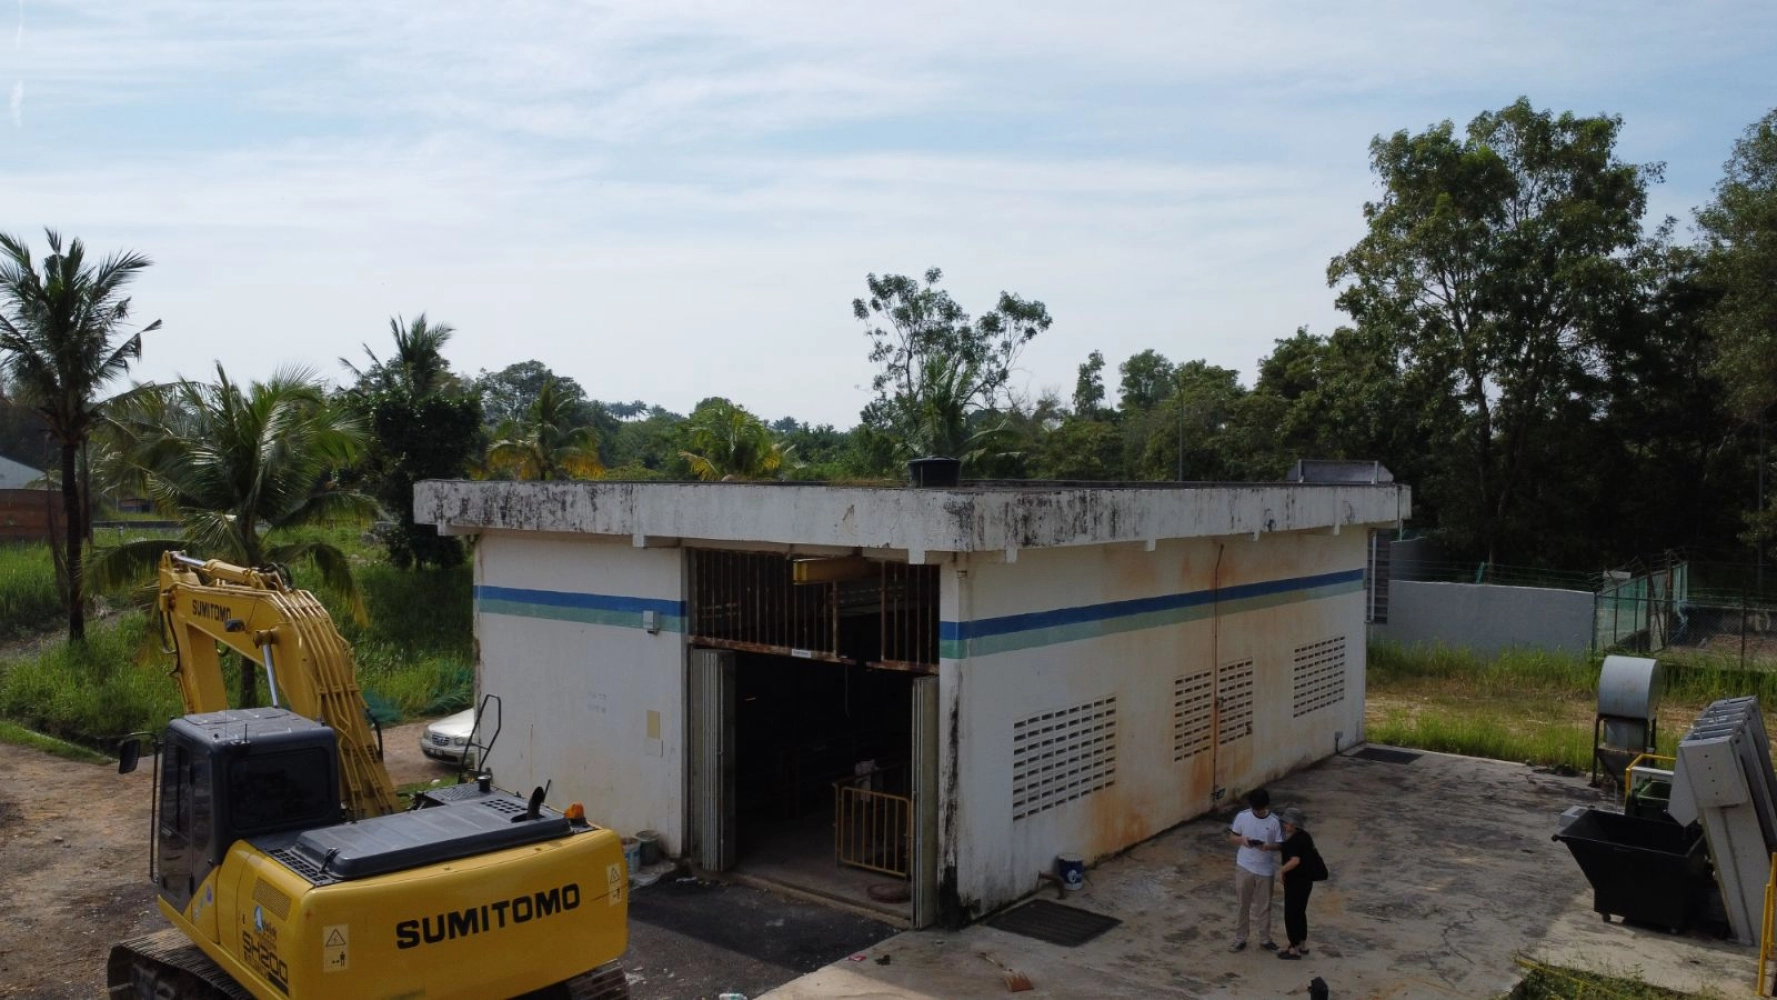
[474,584,684,617]
[938,568,1363,642]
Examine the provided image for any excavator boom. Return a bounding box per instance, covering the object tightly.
[157,551,399,819]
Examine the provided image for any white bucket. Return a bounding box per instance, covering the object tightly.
[1056,853,1085,890]
[622,836,641,876]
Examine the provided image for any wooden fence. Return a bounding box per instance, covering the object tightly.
[0,488,64,544]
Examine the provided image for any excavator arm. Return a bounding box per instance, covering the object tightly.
[158,551,400,819]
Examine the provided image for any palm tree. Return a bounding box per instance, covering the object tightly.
[483,377,604,481]
[678,398,790,481]
[93,365,376,704]
[0,229,159,641]
[342,313,457,397]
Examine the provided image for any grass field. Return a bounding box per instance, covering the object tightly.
[1363,642,1777,772]
[0,541,63,638]
[0,526,475,749]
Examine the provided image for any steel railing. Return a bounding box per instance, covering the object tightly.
[834,767,911,878]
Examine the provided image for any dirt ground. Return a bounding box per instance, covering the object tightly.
[0,720,452,999]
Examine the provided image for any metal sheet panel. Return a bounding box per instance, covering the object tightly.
[1671,697,1777,944]
[911,675,940,929]
[688,648,735,871]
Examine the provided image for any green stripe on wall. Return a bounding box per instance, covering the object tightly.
[478,598,686,632]
[937,579,1360,658]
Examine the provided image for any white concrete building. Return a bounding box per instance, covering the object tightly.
[415,479,1409,927]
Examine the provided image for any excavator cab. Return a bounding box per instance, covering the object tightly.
[129,708,342,914]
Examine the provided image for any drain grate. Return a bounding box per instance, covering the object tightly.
[986,899,1121,947]
[1352,746,1421,764]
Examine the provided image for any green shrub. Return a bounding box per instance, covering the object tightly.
[1507,961,1716,998]
[0,613,183,745]
[0,542,63,638]
[1368,641,1597,694]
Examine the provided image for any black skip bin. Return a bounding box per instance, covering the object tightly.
[987,899,1122,947]
[1552,807,1710,932]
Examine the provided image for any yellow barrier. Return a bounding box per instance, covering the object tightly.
[834,769,912,878]
[1762,851,1776,997]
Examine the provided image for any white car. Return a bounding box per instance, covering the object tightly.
[420,708,481,768]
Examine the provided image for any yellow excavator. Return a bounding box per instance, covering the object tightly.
[109,552,629,999]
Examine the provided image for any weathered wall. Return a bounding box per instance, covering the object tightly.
[418,480,1410,557]
[473,531,686,849]
[0,488,63,543]
[946,530,1369,917]
[1369,580,1594,657]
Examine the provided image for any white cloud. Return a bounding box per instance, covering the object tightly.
[1,0,1772,424]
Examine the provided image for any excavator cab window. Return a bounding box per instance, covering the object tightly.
[226,749,335,833]
[155,738,213,911]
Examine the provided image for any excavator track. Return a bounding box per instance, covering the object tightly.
[517,960,630,1000]
[564,960,630,1000]
[107,928,254,1000]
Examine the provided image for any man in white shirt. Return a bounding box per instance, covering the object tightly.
[1227,787,1282,952]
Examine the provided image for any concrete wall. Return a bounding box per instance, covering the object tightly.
[1370,580,1593,657]
[942,530,1369,918]
[418,480,1410,558]
[473,531,687,851]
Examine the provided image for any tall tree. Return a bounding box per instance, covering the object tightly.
[483,377,604,481]
[1116,349,1176,413]
[1073,350,1108,419]
[344,314,459,397]
[344,315,482,569]
[0,230,159,641]
[93,365,375,704]
[1695,114,1777,559]
[853,267,1052,465]
[1328,98,1658,563]
[1134,361,1247,481]
[474,361,591,427]
[677,397,789,481]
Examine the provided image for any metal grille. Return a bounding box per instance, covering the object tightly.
[252,879,292,920]
[1367,530,1390,624]
[689,549,839,660]
[687,549,938,672]
[879,562,940,669]
[986,899,1123,947]
[1216,660,1254,745]
[1172,669,1213,762]
[1292,636,1346,718]
[1012,698,1117,821]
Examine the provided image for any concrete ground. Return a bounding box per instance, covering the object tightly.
[760,747,1764,1000]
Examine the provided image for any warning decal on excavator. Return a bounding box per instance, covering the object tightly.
[608,863,624,905]
[323,924,349,972]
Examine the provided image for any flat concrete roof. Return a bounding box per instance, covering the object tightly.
[415,480,1411,556]
[760,748,1758,1000]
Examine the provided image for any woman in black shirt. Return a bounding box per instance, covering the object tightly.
[1275,807,1324,960]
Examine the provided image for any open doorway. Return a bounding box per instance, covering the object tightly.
[685,549,938,923]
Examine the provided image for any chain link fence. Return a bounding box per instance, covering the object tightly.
[1594,557,1777,668]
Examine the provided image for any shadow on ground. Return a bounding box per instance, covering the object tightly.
[626,874,898,1000]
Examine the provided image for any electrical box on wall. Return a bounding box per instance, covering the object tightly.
[642,610,660,634]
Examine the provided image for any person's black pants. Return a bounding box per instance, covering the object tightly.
[1283,879,1313,947]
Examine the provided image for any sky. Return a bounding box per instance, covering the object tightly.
[4,2,1774,428]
